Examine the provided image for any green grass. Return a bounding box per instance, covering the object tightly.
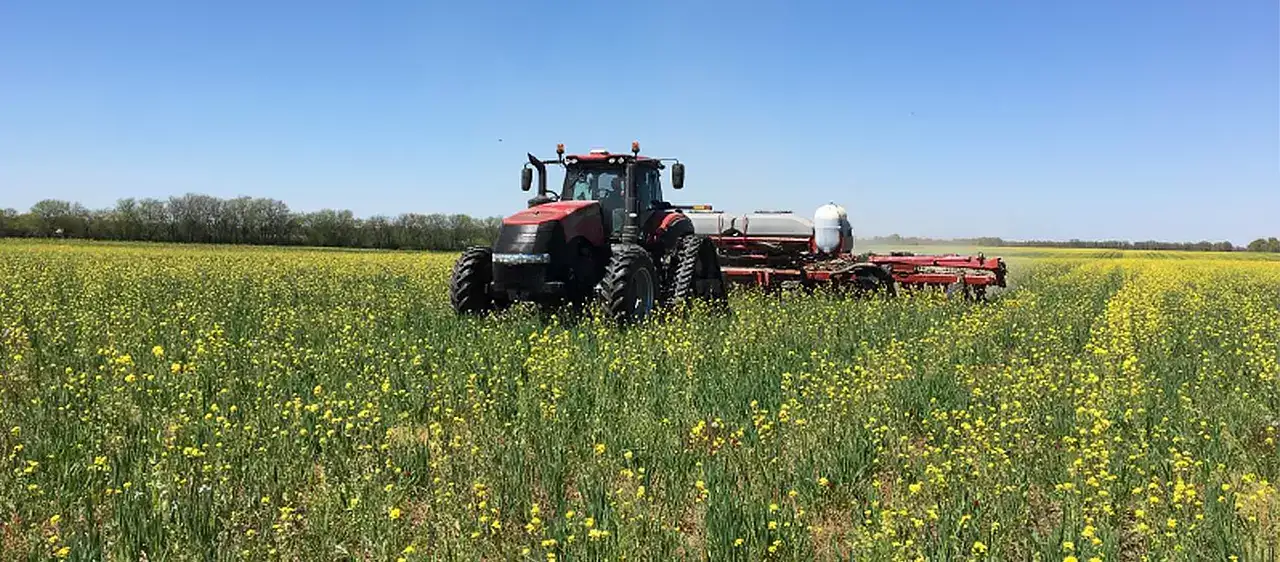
[0,239,1277,561]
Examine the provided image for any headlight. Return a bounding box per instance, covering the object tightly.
[493,253,551,265]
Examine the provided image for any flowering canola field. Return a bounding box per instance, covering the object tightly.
[1,240,1277,561]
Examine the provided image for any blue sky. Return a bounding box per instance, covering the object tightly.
[1,0,1276,242]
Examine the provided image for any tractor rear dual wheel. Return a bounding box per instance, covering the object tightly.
[671,234,730,312]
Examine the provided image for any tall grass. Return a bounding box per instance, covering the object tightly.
[0,240,1276,561]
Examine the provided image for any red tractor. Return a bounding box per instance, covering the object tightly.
[448,142,728,323]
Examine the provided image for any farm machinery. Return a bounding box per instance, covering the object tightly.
[448,141,1007,324]
[685,206,1008,299]
[448,142,729,324]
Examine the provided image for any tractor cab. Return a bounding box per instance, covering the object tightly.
[558,152,666,236]
[520,142,685,243]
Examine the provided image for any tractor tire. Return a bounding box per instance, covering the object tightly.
[656,242,683,307]
[599,244,658,325]
[672,234,730,310]
[449,246,496,315]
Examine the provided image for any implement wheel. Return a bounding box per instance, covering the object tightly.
[600,244,658,325]
[851,264,898,298]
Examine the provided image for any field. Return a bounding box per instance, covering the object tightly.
[1,239,1278,561]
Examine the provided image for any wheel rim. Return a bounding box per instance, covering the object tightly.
[633,267,654,318]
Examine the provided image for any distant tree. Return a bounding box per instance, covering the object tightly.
[1247,238,1280,252]
[0,208,15,236]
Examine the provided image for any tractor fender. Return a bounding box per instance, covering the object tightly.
[649,211,695,253]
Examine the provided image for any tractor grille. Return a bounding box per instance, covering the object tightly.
[495,222,558,255]
[493,262,548,291]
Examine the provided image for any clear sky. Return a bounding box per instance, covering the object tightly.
[1,0,1276,243]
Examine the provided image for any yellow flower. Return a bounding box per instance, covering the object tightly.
[594,443,606,455]
[389,507,402,520]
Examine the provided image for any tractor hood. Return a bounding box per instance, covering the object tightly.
[496,199,607,252]
[503,200,599,226]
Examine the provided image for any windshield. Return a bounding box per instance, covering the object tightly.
[560,166,662,208]
[559,165,664,235]
[561,167,625,206]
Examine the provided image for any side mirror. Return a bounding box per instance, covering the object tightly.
[672,162,685,189]
[521,168,533,191]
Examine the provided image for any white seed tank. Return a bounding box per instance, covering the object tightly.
[685,203,852,253]
[813,203,853,253]
[686,210,815,237]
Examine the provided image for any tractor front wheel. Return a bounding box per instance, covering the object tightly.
[600,244,658,325]
[449,247,497,315]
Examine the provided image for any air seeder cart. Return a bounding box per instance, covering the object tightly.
[685,205,1007,299]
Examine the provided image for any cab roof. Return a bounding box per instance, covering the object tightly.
[564,151,661,167]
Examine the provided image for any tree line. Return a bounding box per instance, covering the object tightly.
[2,194,1277,253]
[1245,238,1280,253]
[866,234,1280,253]
[0,194,502,251]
